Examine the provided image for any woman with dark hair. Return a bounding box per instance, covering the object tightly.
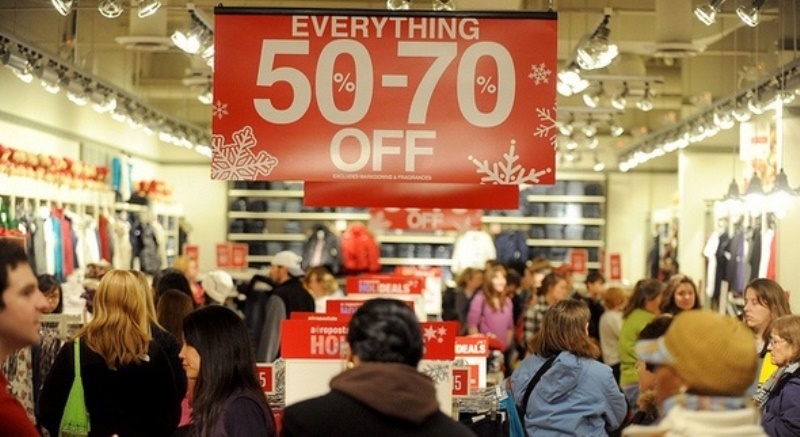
[467,264,514,351]
[659,275,701,315]
[181,305,275,437]
[152,267,194,305]
[281,298,474,436]
[511,299,627,436]
[523,272,569,347]
[38,274,63,314]
[744,278,792,389]
[619,279,664,410]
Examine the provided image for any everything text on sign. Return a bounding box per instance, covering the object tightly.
[213,9,557,185]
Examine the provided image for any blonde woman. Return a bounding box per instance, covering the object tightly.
[40,270,183,436]
[173,255,204,306]
[303,266,343,313]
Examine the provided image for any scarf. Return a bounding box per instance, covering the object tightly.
[753,362,800,408]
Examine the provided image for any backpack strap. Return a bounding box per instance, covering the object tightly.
[74,337,81,378]
[520,352,560,413]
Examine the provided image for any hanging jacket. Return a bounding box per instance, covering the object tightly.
[451,230,496,275]
[301,224,343,275]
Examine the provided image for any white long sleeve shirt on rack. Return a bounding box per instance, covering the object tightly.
[451,230,496,275]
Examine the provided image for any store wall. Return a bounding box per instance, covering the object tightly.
[160,164,227,273]
[606,172,677,286]
[778,117,800,311]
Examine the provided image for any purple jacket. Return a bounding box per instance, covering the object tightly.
[762,368,800,436]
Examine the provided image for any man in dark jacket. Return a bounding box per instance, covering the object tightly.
[256,251,315,362]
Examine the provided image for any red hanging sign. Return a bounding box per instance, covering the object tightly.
[212,8,557,186]
[345,275,425,295]
[304,181,519,208]
[368,208,483,231]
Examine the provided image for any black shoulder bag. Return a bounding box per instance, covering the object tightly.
[516,352,560,424]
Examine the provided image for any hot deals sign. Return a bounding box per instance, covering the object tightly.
[212,8,557,185]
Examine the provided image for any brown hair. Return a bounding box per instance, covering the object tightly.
[531,299,600,359]
[157,289,195,340]
[769,315,800,364]
[747,278,792,321]
[659,275,701,315]
[537,272,565,297]
[602,287,627,310]
[623,279,664,318]
[456,267,482,290]
[482,264,509,312]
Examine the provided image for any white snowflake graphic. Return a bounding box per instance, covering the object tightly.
[211,126,278,180]
[422,363,451,384]
[423,325,438,342]
[213,100,229,120]
[528,62,552,85]
[534,107,557,149]
[367,210,392,234]
[468,141,552,185]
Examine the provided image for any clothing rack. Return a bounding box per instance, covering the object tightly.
[41,313,86,341]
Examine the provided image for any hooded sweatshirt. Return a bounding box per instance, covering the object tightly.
[281,362,474,436]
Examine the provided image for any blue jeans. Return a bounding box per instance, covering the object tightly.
[622,384,640,413]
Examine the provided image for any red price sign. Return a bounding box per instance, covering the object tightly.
[570,249,588,274]
[216,243,231,268]
[452,366,471,397]
[609,253,622,281]
[256,364,275,394]
[231,243,248,269]
[212,9,557,185]
[184,245,199,261]
[369,208,483,231]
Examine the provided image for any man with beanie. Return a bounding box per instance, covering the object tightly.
[623,310,767,436]
[256,251,314,362]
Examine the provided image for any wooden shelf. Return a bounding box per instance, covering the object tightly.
[527,239,604,247]
[525,195,605,203]
[228,189,304,198]
[379,257,454,266]
[228,233,306,242]
[228,212,370,221]
[482,216,605,226]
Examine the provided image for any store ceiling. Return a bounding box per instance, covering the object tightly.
[0,0,798,169]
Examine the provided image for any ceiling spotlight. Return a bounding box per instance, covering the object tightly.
[712,111,736,130]
[694,0,728,25]
[593,154,605,172]
[51,0,74,16]
[98,0,124,18]
[582,82,604,108]
[575,15,619,70]
[557,63,590,96]
[138,0,162,18]
[608,119,624,137]
[387,0,412,10]
[731,99,752,122]
[89,89,117,113]
[33,60,63,94]
[171,29,204,54]
[198,85,213,105]
[581,119,598,138]
[65,75,89,106]
[636,83,654,111]
[747,92,766,114]
[1,48,33,83]
[565,135,579,150]
[736,0,768,27]
[557,121,574,136]
[587,137,600,150]
[610,82,628,110]
[432,0,455,11]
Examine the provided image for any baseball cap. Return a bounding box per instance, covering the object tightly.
[635,310,757,396]
[202,270,236,303]
[271,251,305,277]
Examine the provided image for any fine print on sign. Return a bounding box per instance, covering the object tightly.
[213,9,557,185]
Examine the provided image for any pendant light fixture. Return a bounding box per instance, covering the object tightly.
[737,0,769,27]
[575,14,619,70]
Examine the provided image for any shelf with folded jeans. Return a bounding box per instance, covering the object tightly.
[378,241,454,266]
[379,257,454,266]
[228,211,371,221]
[481,216,605,225]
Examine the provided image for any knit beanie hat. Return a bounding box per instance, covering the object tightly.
[202,270,235,304]
[636,310,757,396]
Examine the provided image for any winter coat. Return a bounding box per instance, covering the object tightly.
[624,404,767,437]
[281,362,474,436]
[762,368,800,437]
[510,351,627,437]
[39,338,182,437]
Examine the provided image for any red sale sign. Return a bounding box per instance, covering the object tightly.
[212,8,557,186]
[281,320,349,359]
[421,321,458,360]
[455,336,490,357]
[256,364,275,394]
[571,249,588,275]
[291,312,352,322]
[609,253,622,281]
[368,208,483,231]
[305,181,519,208]
[216,243,231,268]
[345,275,425,295]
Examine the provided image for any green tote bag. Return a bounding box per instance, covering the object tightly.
[59,337,91,437]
